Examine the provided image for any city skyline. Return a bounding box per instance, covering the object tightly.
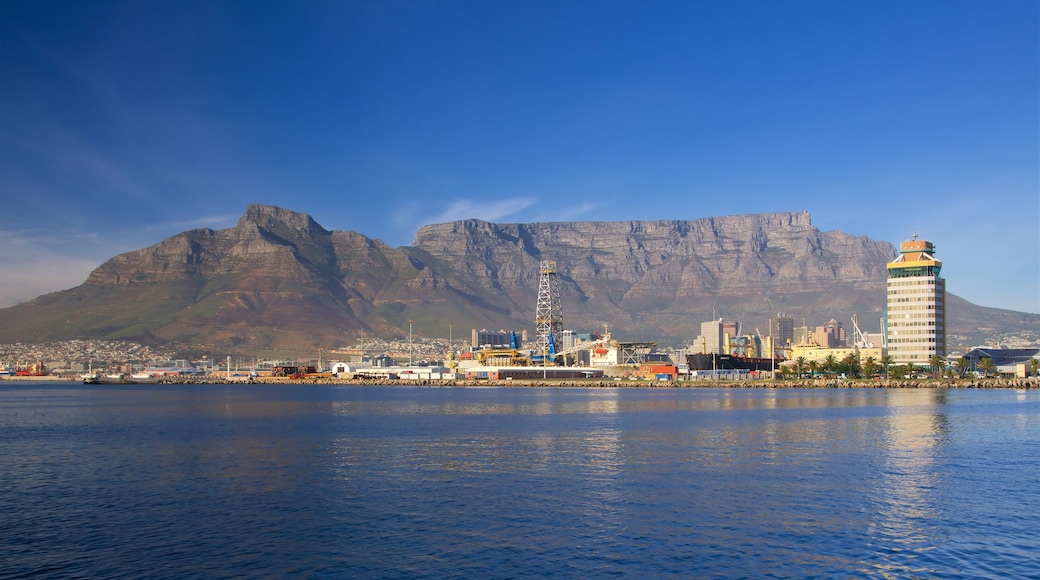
[1,1,1037,313]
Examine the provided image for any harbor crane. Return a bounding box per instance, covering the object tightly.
[851,314,873,348]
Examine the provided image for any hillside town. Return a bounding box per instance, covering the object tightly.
[2,323,1037,383]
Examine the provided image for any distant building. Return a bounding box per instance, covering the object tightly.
[722,321,739,340]
[695,319,725,354]
[769,313,794,354]
[960,348,1039,376]
[471,329,521,349]
[787,345,884,368]
[886,235,946,364]
[812,319,846,348]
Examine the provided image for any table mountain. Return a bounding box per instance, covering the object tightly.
[1,204,1034,353]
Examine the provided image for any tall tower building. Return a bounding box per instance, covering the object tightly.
[768,312,794,355]
[697,319,725,354]
[886,235,946,364]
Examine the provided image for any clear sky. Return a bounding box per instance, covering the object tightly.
[1,1,1037,313]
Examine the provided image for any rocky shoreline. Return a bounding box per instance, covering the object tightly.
[5,375,1036,389]
[150,376,1039,389]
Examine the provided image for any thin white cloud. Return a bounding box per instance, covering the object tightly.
[425,196,537,224]
[382,196,539,247]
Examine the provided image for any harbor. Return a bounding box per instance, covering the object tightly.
[3,382,1037,578]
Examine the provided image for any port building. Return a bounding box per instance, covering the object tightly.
[886,235,946,364]
[960,348,1040,378]
[471,329,526,349]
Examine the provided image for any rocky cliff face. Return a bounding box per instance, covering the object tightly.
[410,211,896,338]
[413,210,892,294]
[1,204,1030,352]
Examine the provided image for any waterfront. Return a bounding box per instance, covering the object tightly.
[2,383,1037,578]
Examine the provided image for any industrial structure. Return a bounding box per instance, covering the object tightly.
[886,234,946,364]
[533,260,563,363]
[464,259,663,372]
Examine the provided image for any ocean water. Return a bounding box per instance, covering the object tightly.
[1,383,1037,578]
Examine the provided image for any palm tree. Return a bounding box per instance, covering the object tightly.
[808,360,820,378]
[978,357,995,378]
[881,354,894,380]
[863,356,878,378]
[841,352,860,379]
[929,355,945,379]
[954,357,969,379]
[891,364,909,379]
[794,356,807,379]
[823,354,838,378]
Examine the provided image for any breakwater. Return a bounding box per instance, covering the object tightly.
[147,376,1039,389]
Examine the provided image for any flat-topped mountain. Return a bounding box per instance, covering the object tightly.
[1,204,1035,354]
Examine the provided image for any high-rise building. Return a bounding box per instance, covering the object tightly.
[812,319,846,348]
[886,235,946,364]
[768,313,794,354]
[697,319,725,354]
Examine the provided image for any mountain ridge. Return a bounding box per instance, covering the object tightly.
[1,204,1036,354]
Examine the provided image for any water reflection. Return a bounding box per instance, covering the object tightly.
[4,384,1036,578]
[866,389,951,574]
[326,387,898,416]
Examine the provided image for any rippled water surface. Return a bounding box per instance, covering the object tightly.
[2,384,1037,578]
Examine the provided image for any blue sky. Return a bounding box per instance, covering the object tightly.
[1,0,1037,313]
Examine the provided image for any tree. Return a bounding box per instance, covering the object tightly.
[978,357,995,378]
[954,357,969,379]
[881,354,894,380]
[863,356,879,378]
[823,354,838,378]
[841,352,860,379]
[929,355,945,379]
[808,360,819,378]
[891,364,909,379]
[1030,358,1039,378]
[794,356,807,379]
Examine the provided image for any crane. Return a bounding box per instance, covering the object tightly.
[851,314,873,348]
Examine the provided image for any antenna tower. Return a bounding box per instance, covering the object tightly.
[534,260,562,357]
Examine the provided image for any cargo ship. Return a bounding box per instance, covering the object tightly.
[15,361,49,377]
[686,353,781,372]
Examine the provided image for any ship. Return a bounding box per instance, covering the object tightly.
[686,353,782,372]
[14,361,49,377]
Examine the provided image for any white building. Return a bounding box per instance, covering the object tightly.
[886,235,946,365]
[695,319,725,354]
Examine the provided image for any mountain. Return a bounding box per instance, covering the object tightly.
[1,204,1036,354]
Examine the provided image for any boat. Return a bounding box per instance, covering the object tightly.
[15,361,49,377]
[686,353,782,372]
[83,374,160,384]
